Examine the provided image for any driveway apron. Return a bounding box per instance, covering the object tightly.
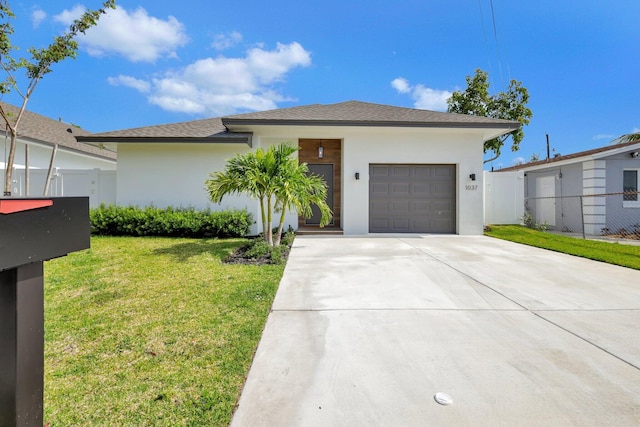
[231,235,640,426]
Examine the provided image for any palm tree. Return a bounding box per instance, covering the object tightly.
[273,159,331,246]
[620,133,640,143]
[205,143,332,246]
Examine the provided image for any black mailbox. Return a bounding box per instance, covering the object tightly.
[0,197,90,426]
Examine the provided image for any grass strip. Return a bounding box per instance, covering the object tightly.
[485,225,640,270]
[44,236,284,426]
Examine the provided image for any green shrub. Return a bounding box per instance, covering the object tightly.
[90,205,252,238]
[521,210,548,232]
[244,239,272,259]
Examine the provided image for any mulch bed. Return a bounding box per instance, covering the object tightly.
[224,241,292,265]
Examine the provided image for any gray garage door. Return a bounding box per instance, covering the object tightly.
[369,164,456,233]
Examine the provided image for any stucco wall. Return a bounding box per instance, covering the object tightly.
[606,155,640,231]
[116,143,265,234]
[116,126,487,236]
[256,126,485,235]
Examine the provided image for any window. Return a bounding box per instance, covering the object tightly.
[623,169,639,207]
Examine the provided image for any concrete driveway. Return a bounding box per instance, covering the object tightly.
[231,235,640,426]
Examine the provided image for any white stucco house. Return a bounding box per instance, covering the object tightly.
[1,101,117,198]
[497,140,640,236]
[77,101,519,235]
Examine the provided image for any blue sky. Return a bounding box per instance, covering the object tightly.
[2,0,639,169]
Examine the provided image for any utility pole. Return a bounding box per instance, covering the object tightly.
[546,133,550,160]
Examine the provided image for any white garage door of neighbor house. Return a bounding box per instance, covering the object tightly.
[369,164,456,233]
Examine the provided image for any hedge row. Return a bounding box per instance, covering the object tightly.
[90,205,252,238]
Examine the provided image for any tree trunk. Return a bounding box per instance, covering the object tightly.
[43,144,58,196]
[265,195,274,246]
[3,130,17,196]
[273,201,287,247]
[259,197,268,243]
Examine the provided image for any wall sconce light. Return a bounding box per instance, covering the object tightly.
[318,145,324,159]
[355,172,360,180]
[630,152,639,158]
[469,173,476,181]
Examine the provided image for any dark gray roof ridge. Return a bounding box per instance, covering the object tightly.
[222,100,520,129]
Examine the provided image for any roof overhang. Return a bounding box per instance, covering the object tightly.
[76,133,253,148]
[222,119,519,143]
[498,141,640,173]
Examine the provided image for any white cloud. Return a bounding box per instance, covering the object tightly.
[391,77,451,111]
[391,77,410,94]
[111,42,311,116]
[592,133,615,141]
[512,157,525,165]
[53,5,85,24]
[632,127,640,133]
[212,31,243,50]
[107,75,151,93]
[54,6,189,62]
[31,9,47,28]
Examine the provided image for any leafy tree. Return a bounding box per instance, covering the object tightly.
[205,143,332,246]
[447,68,533,164]
[1,0,116,196]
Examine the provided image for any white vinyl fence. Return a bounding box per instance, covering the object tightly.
[1,168,116,208]
[483,170,525,225]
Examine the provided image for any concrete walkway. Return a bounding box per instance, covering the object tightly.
[231,235,640,426]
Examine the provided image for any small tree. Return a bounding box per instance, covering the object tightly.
[205,143,332,246]
[447,68,533,164]
[1,0,116,196]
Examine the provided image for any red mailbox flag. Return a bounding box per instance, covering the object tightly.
[0,200,53,215]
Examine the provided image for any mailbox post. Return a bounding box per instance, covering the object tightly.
[0,197,90,426]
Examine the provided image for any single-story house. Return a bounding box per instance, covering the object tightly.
[497,140,640,236]
[77,101,519,235]
[1,101,117,197]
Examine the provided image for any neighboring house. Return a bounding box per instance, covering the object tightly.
[77,101,518,235]
[498,140,640,236]
[0,101,117,197]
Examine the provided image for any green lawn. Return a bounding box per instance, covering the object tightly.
[485,225,640,270]
[44,236,285,426]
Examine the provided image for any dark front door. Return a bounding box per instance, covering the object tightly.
[306,163,334,225]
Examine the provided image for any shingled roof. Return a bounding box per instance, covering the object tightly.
[498,139,640,172]
[222,101,521,129]
[76,100,520,146]
[0,102,116,161]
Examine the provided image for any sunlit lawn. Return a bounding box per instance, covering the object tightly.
[485,225,640,270]
[44,236,284,426]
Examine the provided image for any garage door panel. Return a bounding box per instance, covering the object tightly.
[412,183,430,195]
[391,201,410,213]
[434,166,453,177]
[392,183,410,194]
[392,218,410,230]
[370,166,390,177]
[370,200,390,214]
[371,182,389,195]
[371,218,390,230]
[433,182,453,195]
[392,166,411,177]
[413,166,431,177]
[369,164,456,233]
